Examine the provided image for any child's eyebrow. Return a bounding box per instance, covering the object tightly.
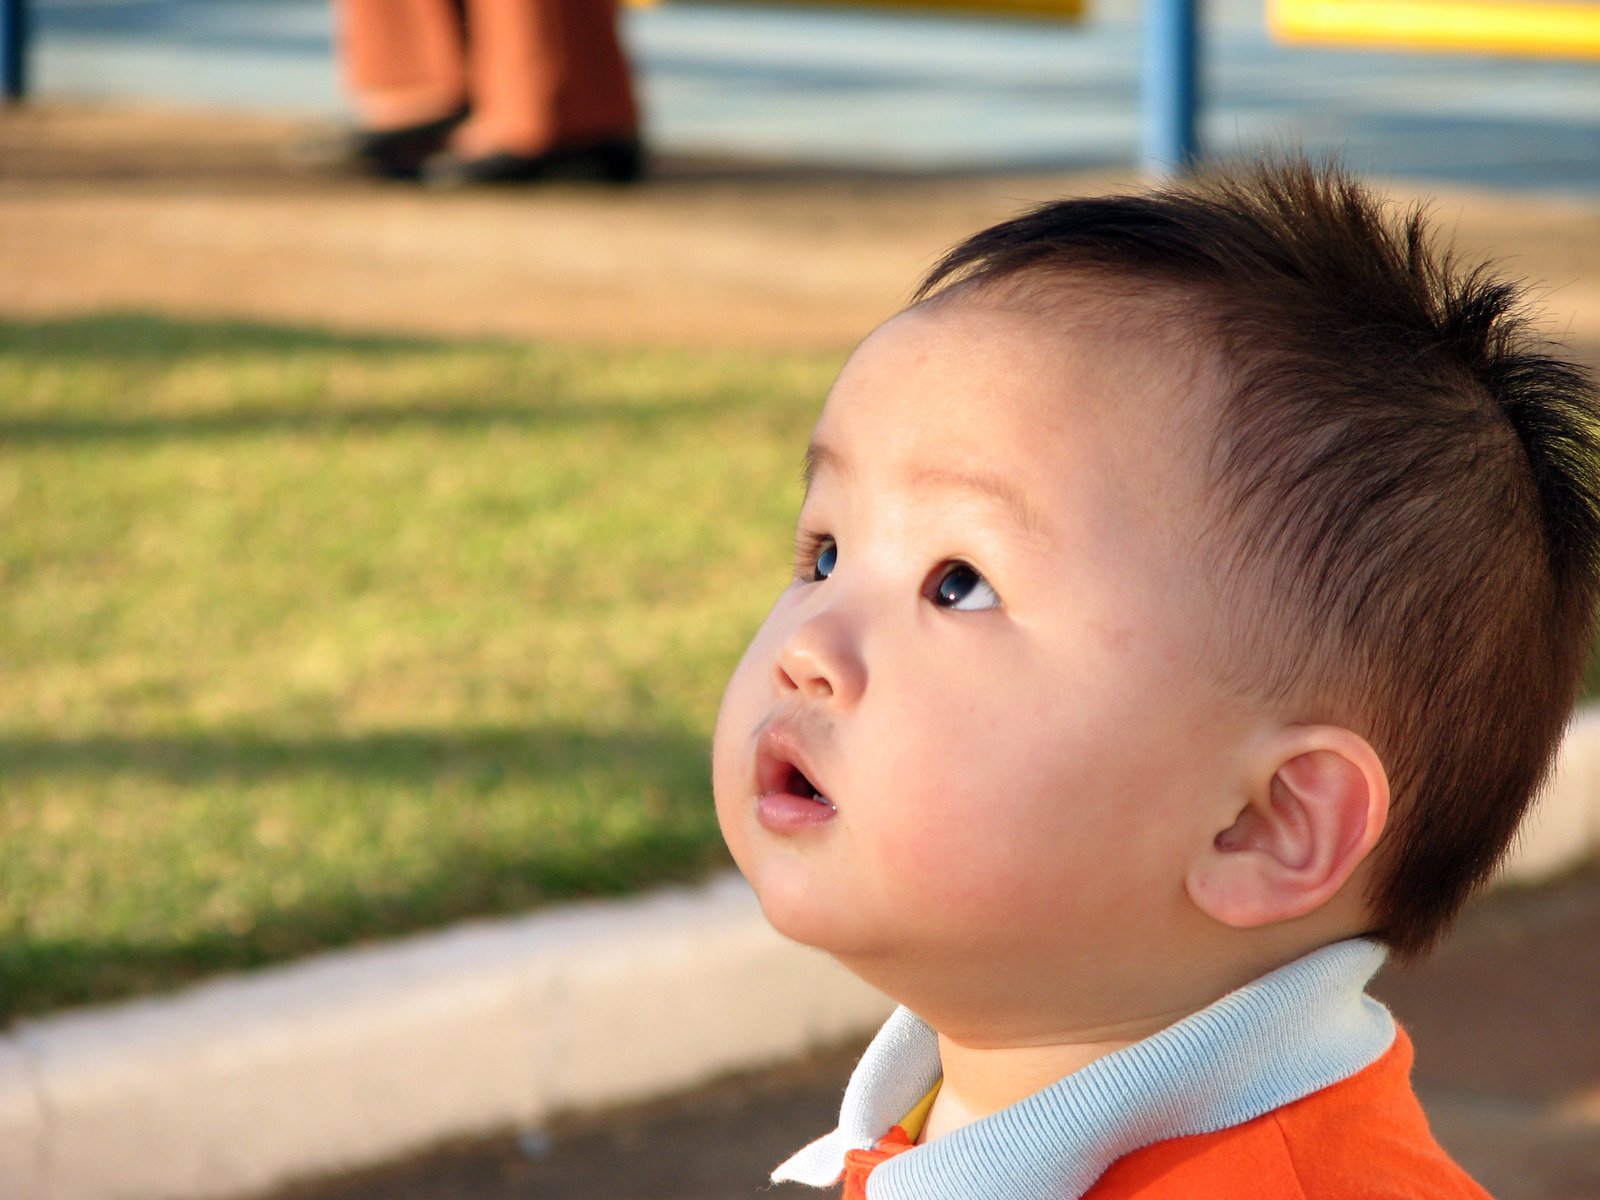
[803,439,1049,538]
[909,465,1052,539]
[801,440,848,491]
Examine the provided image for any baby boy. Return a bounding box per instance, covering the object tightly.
[711,159,1600,1199]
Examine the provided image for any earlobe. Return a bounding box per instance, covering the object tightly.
[1187,728,1389,930]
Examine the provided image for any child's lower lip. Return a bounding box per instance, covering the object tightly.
[756,790,837,833]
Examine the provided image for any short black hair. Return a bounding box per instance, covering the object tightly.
[915,158,1600,957]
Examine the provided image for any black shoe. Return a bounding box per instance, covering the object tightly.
[421,136,646,187]
[296,107,471,180]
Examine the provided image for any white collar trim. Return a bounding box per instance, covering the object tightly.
[773,939,1394,1200]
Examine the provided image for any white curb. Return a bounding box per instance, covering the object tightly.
[2,708,1598,1200]
[0,873,891,1200]
[1500,706,1600,884]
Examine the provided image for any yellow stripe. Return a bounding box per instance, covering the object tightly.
[626,0,1085,17]
[1269,0,1600,58]
[898,1079,943,1144]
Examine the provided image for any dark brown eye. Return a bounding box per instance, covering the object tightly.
[812,539,837,582]
[932,562,1000,611]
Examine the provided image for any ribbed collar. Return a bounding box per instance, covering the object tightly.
[773,938,1394,1200]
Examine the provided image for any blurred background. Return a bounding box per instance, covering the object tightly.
[2,1,1599,1198]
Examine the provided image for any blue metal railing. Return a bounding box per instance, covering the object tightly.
[2,0,28,102]
[1142,0,1202,174]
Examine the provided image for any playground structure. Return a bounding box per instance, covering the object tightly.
[1270,0,1600,58]
[0,0,1595,176]
[0,0,1194,176]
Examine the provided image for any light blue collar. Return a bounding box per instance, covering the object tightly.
[774,939,1394,1200]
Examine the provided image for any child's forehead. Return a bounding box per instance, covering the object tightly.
[812,293,1218,481]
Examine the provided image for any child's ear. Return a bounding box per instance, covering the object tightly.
[1185,727,1389,929]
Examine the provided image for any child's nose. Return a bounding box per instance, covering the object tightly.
[773,615,865,708]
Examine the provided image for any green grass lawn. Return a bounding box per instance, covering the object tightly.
[0,314,841,1022]
[7,315,1598,1025]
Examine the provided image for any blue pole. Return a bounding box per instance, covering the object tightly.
[1141,0,1200,177]
[1,0,28,102]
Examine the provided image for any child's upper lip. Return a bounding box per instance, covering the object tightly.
[755,724,833,805]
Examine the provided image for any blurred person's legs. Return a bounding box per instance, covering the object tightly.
[336,0,471,175]
[341,0,469,129]
[453,0,638,153]
[432,0,643,183]
[333,0,641,183]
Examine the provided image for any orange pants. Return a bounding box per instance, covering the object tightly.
[337,0,639,155]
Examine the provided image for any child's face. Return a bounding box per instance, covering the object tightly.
[713,295,1256,1008]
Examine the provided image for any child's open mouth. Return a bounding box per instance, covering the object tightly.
[755,732,837,833]
[781,763,828,804]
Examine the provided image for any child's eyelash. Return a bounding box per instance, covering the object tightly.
[793,529,831,578]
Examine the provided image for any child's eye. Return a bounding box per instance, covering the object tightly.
[797,534,837,582]
[930,562,1001,611]
[814,539,838,581]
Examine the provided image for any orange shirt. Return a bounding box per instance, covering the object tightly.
[842,1125,916,1200]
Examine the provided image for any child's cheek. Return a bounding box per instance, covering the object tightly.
[865,790,1017,925]
[708,630,778,846]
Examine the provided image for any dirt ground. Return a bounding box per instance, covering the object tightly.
[2,103,1599,367]
[4,103,1600,1200]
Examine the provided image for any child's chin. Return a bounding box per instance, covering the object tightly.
[752,883,885,960]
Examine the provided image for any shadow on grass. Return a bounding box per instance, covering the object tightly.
[0,312,792,444]
[2,722,731,1024]
[0,723,708,785]
[0,312,443,361]
[4,828,734,1028]
[0,396,758,444]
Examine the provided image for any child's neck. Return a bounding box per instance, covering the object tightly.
[921,1008,1190,1144]
[912,930,1361,1144]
